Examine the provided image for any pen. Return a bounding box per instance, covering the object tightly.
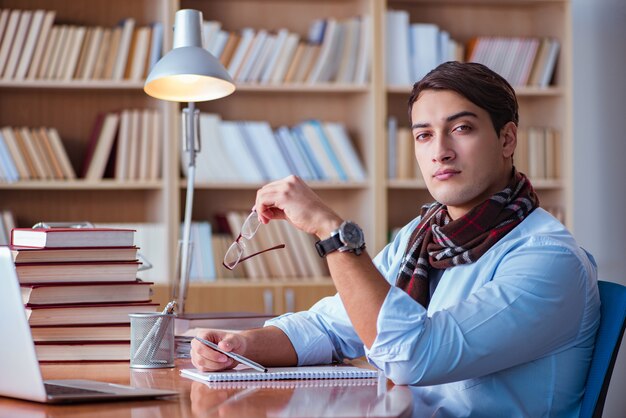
[194,336,268,373]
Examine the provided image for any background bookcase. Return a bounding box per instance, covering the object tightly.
[0,0,571,314]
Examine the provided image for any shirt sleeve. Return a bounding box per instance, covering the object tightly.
[366,235,596,386]
[264,218,422,366]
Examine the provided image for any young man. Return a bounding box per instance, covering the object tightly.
[191,62,600,416]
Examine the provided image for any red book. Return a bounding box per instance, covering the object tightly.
[25,302,159,326]
[34,340,131,362]
[30,323,131,342]
[14,260,141,284]
[10,245,139,263]
[80,112,106,178]
[21,280,153,305]
[11,227,135,248]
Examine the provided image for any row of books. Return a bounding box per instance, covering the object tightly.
[0,209,15,245]
[101,213,330,283]
[187,114,366,183]
[385,9,464,86]
[207,15,371,84]
[82,109,162,181]
[468,37,560,88]
[0,9,162,81]
[0,126,75,182]
[8,227,158,362]
[387,117,562,182]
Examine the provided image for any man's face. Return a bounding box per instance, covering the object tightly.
[410,89,516,220]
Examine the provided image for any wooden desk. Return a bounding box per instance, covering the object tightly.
[0,360,413,417]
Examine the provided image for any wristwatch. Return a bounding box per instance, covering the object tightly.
[315,221,365,257]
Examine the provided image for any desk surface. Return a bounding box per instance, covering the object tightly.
[0,360,413,418]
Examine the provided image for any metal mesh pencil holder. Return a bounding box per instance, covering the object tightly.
[129,312,175,369]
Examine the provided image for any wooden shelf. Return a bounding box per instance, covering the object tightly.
[0,180,163,190]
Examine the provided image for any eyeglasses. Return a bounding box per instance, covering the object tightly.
[223,211,285,270]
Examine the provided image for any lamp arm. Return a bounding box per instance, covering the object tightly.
[177,102,200,314]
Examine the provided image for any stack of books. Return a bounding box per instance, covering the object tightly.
[9,227,158,362]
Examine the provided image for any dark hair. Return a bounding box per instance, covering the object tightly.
[408,61,519,135]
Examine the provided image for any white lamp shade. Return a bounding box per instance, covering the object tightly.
[144,47,235,102]
[143,9,235,102]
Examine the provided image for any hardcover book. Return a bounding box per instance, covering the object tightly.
[11,227,135,248]
[21,280,152,305]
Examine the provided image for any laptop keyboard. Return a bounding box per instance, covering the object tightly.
[45,383,112,396]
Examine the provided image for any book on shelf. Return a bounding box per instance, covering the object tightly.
[25,10,55,80]
[11,227,135,248]
[0,9,21,77]
[10,245,138,263]
[111,18,135,80]
[14,260,141,284]
[35,341,131,362]
[25,302,159,326]
[83,112,120,180]
[30,323,131,342]
[21,280,152,305]
[2,10,31,79]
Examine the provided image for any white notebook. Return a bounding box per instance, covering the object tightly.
[180,365,378,382]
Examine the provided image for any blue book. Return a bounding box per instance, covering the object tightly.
[290,125,325,180]
[308,119,347,181]
[0,131,19,182]
[275,126,314,180]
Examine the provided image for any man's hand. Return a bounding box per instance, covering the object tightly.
[254,175,342,239]
[190,329,247,372]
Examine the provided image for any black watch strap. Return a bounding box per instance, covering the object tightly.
[315,233,343,258]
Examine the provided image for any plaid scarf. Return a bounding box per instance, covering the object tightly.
[395,169,539,307]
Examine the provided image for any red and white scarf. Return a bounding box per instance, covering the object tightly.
[395,169,539,307]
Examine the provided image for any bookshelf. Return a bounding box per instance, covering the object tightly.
[0,0,571,314]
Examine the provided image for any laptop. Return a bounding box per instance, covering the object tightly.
[0,247,178,403]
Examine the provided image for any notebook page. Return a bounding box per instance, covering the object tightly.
[181,365,379,382]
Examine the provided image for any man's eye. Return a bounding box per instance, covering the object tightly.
[453,125,471,133]
[414,133,430,141]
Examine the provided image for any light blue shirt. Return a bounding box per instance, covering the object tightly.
[266,208,600,417]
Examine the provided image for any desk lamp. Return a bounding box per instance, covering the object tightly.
[144,9,236,314]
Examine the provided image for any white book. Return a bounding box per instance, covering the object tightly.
[25,10,55,80]
[385,10,411,86]
[353,15,371,84]
[269,32,300,84]
[210,29,229,59]
[236,29,267,82]
[199,112,238,181]
[291,125,324,180]
[410,22,440,82]
[540,39,560,88]
[335,17,360,83]
[148,110,162,180]
[14,9,44,79]
[85,113,120,180]
[0,11,9,48]
[46,128,76,180]
[138,109,152,180]
[128,26,150,81]
[306,19,339,83]
[218,121,264,183]
[241,121,291,180]
[46,25,67,80]
[227,27,255,78]
[0,10,27,79]
[62,26,86,80]
[202,20,221,51]
[125,110,140,180]
[323,122,366,181]
[80,26,103,80]
[111,18,136,80]
[260,28,289,84]
[247,34,275,83]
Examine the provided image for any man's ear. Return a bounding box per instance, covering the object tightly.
[500,121,517,158]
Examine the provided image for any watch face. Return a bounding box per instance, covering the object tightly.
[340,222,364,248]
